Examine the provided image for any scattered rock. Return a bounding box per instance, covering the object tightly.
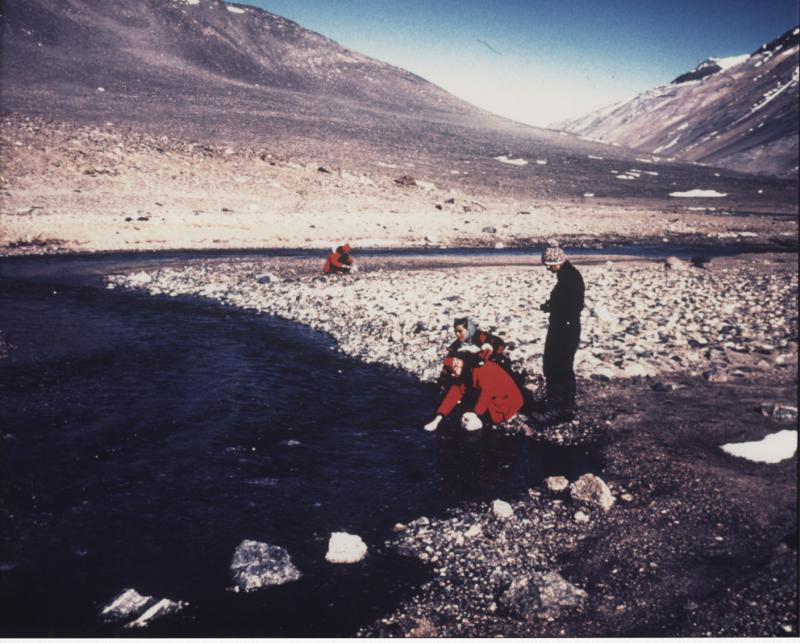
[492,499,514,519]
[758,403,798,423]
[651,381,680,392]
[464,524,482,538]
[664,256,689,271]
[574,510,590,523]
[545,476,570,493]
[256,272,279,284]
[229,539,302,592]
[500,571,587,621]
[325,532,368,563]
[394,175,416,186]
[570,474,615,512]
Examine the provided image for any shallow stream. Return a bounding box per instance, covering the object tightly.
[0,250,610,636]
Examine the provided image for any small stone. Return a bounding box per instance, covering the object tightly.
[570,474,615,512]
[256,273,279,284]
[664,256,689,271]
[393,522,407,533]
[574,511,590,523]
[545,476,569,493]
[620,493,634,502]
[492,499,514,519]
[464,524,482,538]
[325,532,368,563]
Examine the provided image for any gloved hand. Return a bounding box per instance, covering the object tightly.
[539,301,550,312]
[424,415,443,432]
[457,344,481,354]
[480,343,493,362]
[461,412,483,431]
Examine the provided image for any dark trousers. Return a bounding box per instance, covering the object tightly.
[543,319,580,411]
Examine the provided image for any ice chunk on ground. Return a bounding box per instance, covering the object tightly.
[669,189,727,197]
[229,539,302,592]
[325,532,368,563]
[720,430,797,464]
[124,598,187,629]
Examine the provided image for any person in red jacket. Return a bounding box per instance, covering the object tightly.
[424,355,524,432]
[322,243,355,275]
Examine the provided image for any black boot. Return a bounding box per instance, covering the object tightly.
[531,381,574,426]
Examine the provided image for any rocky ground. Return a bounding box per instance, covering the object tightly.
[106,251,799,637]
[1,114,797,256]
[106,253,798,387]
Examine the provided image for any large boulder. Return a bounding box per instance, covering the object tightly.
[229,540,302,592]
[325,532,368,563]
[500,571,587,620]
[570,474,615,512]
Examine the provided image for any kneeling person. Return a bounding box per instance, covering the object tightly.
[425,355,524,432]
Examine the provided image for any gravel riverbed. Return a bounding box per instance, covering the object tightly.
[106,251,798,636]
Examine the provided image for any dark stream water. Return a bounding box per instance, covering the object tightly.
[0,251,609,637]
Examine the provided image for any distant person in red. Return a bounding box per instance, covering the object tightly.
[323,243,355,275]
[424,355,524,432]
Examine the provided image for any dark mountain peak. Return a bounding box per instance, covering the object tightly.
[753,24,800,55]
[672,59,725,84]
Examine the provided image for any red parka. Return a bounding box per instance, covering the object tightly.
[437,360,523,424]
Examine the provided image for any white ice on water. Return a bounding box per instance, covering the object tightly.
[721,430,797,464]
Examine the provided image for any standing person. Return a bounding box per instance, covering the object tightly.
[323,243,355,275]
[533,241,584,425]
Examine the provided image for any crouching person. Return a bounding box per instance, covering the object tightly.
[424,355,524,432]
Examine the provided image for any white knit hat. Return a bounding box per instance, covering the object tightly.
[541,240,567,265]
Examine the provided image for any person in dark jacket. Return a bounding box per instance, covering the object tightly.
[533,241,585,425]
[323,243,355,275]
[424,355,524,432]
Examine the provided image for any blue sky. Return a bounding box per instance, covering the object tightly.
[244,0,799,126]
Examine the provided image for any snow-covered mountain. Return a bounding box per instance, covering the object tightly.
[553,27,800,177]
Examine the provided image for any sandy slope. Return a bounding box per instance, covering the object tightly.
[1,115,797,255]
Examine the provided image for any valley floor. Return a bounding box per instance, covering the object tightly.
[1,114,797,256]
[105,252,798,637]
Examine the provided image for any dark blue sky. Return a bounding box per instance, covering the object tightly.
[243,0,799,125]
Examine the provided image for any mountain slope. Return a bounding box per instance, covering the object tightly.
[553,27,800,177]
[0,0,797,215]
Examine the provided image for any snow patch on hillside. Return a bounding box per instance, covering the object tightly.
[721,430,797,463]
[669,189,727,197]
[494,155,527,166]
